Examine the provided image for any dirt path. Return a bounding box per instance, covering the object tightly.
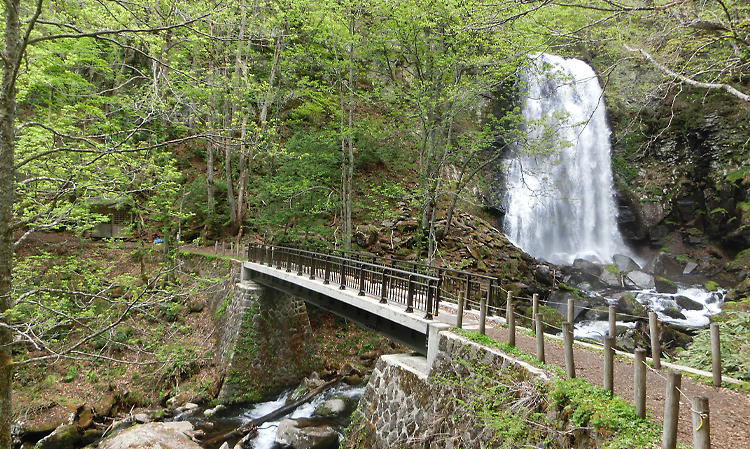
[471,319,750,449]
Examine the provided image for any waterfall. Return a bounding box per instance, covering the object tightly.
[502,54,630,265]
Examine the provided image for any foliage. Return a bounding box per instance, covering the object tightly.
[676,312,750,380]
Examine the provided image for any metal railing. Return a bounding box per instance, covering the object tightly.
[263,244,507,314]
[247,244,442,319]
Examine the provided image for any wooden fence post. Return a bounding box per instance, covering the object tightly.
[222,241,226,256]
[535,314,545,363]
[532,293,539,318]
[692,396,710,449]
[214,241,218,254]
[567,298,575,324]
[604,336,614,395]
[662,371,681,449]
[507,291,515,347]
[634,348,647,419]
[711,323,721,387]
[649,311,661,369]
[608,305,616,337]
[479,296,487,335]
[562,322,575,378]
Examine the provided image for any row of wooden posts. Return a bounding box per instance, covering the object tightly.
[460,291,717,449]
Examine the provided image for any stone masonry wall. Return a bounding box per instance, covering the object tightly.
[206,259,322,404]
[343,332,606,449]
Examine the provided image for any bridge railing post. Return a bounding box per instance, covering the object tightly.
[286,249,292,273]
[425,279,434,320]
[358,263,366,296]
[339,258,347,290]
[324,256,331,285]
[309,255,316,280]
[380,269,389,304]
[297,250,303,276]
[464,274,472,311]
[405,274,415,313]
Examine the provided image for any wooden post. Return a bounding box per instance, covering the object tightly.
[456,291,464,329]
[567,297,575,323]
[649,311,661,369]
[479,296,486,335]
[222,241,226,256]
[562,322,575,378]
[507,291,515,347]
[214,241,218,254]
[634,348,647,419]
[604,336,614,396]
[692,396,710,449]
[230,242,234,256]
[662,371,681,449]
[608,305,616,338]
[535,314,545,363]
[532,293,539,318]
[711,323,721,387]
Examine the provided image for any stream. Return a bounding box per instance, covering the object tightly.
[191,382,365,449]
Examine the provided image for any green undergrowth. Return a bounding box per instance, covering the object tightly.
[675,312,750,381]
[453,329,661,448]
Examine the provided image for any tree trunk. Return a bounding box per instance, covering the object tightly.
[206,138,215,225]
[0,2,21,447]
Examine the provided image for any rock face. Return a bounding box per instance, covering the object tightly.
[613,254,641,272]
[98,422,201,449]
[275,418,339,449]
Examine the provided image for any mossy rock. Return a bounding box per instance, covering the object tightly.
[674,295,703,311]
[615,294,647,320]
[655,277,678,294]
[662,307,686,320]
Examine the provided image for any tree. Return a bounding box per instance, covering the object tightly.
[0,1,211,446]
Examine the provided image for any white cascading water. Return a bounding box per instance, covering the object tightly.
[503,54,631,265]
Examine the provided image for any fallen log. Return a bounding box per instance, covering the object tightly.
[219,377,341,443]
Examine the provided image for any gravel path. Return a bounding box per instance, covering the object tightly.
[462,317,750,449]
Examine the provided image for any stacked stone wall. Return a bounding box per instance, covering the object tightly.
[344,332,607,449]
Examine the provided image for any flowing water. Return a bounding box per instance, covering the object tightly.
[197,383,364,449]
[502,53,632,265]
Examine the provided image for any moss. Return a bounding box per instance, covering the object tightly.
[705,281,719,292]
[604,264,620,275]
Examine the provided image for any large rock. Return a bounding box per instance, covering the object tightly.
[354,225,377,248]
[613,254,641,272]
[34,424,103,449]
[98,422,200,449]
[276,418,339,449]
[545,291,589,322]
[644,253,684,278]
[599,268,622,289]
[614,294,647,320]
[674,295,703,311]
[623,271,655,290]
[314,398,349,418]
[654,277,678,294]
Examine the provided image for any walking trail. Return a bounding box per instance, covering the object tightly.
[437,310,750,449]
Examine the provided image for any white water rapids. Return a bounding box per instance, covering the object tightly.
[503,54,632,265]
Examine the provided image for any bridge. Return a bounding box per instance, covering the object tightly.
[240,243,507,363]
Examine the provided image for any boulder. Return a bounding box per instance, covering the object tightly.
[624,271,655,290]
[674,295,703,311]
[682,262,699,276]
[314,398,349,418]
[288,373,326,403]
[644,253,684,278]
[614,294,647,320]
[354,225,377,248]
[662,307,687,320]
[572,259,602,278]
[583,306,609,321]
[613,254,641,272]
[275,418,339,449]
[655,277,678,294]
[545,291,588,322]
[599,269,622,289]
[534,265,554,286]
[34,424,103,449]
[98,422,200,449]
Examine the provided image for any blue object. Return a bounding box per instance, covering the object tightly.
[154,238,164,243]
